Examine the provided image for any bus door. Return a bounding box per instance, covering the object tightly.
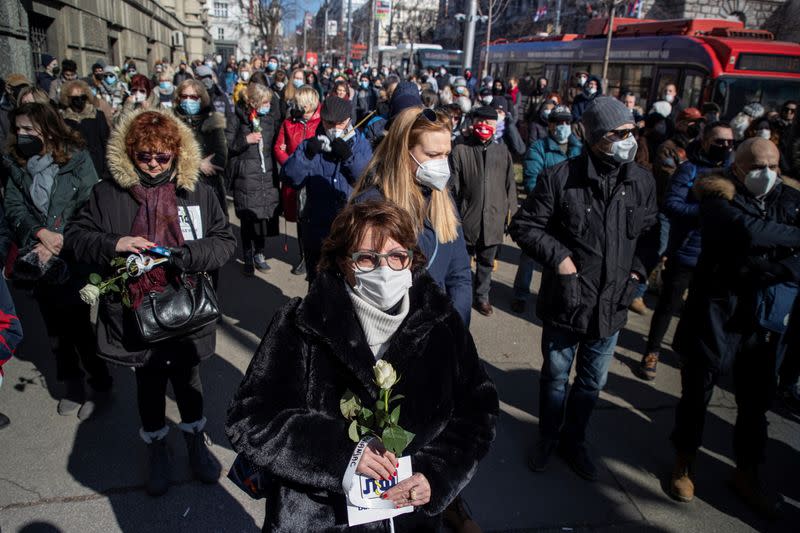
[680,68,706,109]
[653,67,680,103]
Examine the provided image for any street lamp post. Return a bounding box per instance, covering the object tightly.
[601,0,618,89]
[483,0,493,78]
[461,0,478,72]
[345,0,353,67]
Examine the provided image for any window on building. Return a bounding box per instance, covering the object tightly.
[217,27,225,40]
[214,2,229,18]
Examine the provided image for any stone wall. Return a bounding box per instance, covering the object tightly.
[0,1,34,80]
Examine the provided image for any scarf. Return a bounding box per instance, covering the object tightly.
[127,180,185,308]
[27,153,58,217]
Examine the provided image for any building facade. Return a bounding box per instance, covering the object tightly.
[209,0,256,61]
[0,0,212,80]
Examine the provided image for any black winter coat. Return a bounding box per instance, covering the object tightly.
[451,137,517,247]
[509,152,658,338]
[226,270,498,532]
[674,173,800,372]
[62,105,110,178]
[64,108,236,367]
[176,107,229,213]
[227,103,280,220]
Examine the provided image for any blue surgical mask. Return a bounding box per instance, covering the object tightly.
[292,79,304,88]
[180,98,201,115]
[105,75,117,86]
[360,81,369,89]
[267,62,278,71]
[553,124,571,144]
[159,81,172,91]
[258,105,270,116]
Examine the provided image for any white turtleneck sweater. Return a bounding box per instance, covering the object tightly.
[347,285,410,360]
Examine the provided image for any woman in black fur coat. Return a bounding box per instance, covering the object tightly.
[226,200,498,532]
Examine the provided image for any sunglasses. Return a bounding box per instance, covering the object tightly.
[711,139,734,147]
[135,152,173,164]
[417,108,438,122]
[351,249,413,273]
[784,107,797,114]
[605,128,634,141]
[181,94,201,100]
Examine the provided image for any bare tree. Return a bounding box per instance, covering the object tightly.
[241,0,298,55]
[389,0,438,45]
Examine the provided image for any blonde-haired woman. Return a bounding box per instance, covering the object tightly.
[227,82,279,275]
[282,68,306,105]
[59,79,110,177]
[155,65,176,109]
[352,106,472,325]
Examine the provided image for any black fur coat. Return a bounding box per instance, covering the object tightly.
[226,269,498,532]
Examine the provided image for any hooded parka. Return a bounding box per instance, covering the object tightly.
[226,269,498,532]
[64,108,236,367]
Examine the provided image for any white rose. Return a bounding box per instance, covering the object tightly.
[373,360,398,390]
[79,284,101,306]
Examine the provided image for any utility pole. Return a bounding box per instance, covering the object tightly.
[462,0,477,72]
[323,2,329,65]
[554,0,562,34]
[303,11,308,63]
[368,0,376,67]
[346,0,353,67]
[601,0,615,85]
[483,0,493,78]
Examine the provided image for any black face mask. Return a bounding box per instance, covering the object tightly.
[706,144,732,164]
[70,95,88,111]
[16,134,44,158]
[134,161,176,187]
[94,73,103,81]
[686,124,701,138]
[290,107,304,120]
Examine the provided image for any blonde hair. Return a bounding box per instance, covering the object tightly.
[159,65,175,82]
[174,79,211,108]
[294,86,319,114]
[19,86,51,105]
[352,106,459,243]
[245,83,273,108]
[284,68,306,102]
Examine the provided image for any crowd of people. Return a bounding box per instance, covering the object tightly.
[0,49,798,530]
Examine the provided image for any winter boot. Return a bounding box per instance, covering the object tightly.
[731,466,783,519]
[179,418,220,484]
[242,249,255,276]
[670,453,695,502]
[57,378,84,416]
[141,427,171,497]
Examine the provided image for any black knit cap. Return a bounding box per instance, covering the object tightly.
[321,96,352,123]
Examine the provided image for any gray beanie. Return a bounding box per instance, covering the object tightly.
[582,97,635,145]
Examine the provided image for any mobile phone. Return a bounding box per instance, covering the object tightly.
[148,245,172,257]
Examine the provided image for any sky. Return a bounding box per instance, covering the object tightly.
[286,0,325,33]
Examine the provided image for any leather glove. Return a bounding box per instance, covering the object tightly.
[330,137,353,161]
[305,136,323,158]
[168,246,192,271]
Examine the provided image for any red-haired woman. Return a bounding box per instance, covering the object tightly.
[66,109,236,496]
[4,102,112,418]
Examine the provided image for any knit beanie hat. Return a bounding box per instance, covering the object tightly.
[41,54,56,68]
[321,96,352,123]
[390,81,422,118]
[582,96,635,145]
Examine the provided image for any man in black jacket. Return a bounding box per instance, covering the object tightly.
[669,138,800,517]
[510,96,657,480]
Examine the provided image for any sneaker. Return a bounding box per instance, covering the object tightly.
[511,299,526,314]
[77,389,112,421]
[558,443,598,481]
[527,439,557,472]
[253,252,270,272]
[57,379,84,416]
[291,259,306,276]
[731,466,783,520]
[670,454,695,502]
[442,495,482,533]
[183,430,221,484]
[0,412,9,430]
[638,353,659,381]
[629,297,648,315]
[146,438,171,497]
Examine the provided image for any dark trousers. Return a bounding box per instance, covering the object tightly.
[240,216,269,254]
[672,331,778,468]
[36,295,111,391]
[467,239,499,304]
[645,262,694,354]
[539,326,619,446]
[135,363,203,432]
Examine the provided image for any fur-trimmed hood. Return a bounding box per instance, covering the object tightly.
[693,172,800,201]
[106,107,201,191]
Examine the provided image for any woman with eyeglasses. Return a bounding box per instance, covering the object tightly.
[352,106,473,326]
[227,82,280,275]
[65,109,235,496]
[174,79,228,215]
[4,102,112,418]
[226,200,498,531]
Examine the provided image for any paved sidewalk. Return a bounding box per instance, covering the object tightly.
[1,224,798,532]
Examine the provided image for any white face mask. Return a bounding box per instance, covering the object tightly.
[410,153,450,191]
[240,71,251,81]
[757,129,771,139]
[553,124,571,144]
[744,167,779,198]
[606,136,638,163]
[586,86,597,95]
[578,76,587,86]
[326,126,347,140]
[664,93,675,103]
[275,81,285,90]
[481,95,493,105]
[352,266,413,311]
[134,91,147,103]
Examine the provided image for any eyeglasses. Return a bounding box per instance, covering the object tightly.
[135,152,173,164]
[350,249,413,273]
[784,107,797,114]
[711,138,734,147]
[180,94,201,100]
[604,128,634,141]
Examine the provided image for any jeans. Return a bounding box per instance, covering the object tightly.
[513,251,538,301]
[645,262,694,354]
[539,326,620,447]
[672,330,778,467]
[135,363,204,432]
[467,239,499,304]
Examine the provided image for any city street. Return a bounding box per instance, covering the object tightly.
[0,217,798,533]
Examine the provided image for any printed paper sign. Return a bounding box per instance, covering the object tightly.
[179,205,203,241]
[346,456,414,526]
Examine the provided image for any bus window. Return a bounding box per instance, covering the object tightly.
[525,62,544,80]
[605,64,623,98]
[544,65,557,92]
[622,64,653,109]
[682,69,704,109]
[654,68,679,102]
[557,65,571,97]
[712,77,800,119]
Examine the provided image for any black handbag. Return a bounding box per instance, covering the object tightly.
[133,206,221,343]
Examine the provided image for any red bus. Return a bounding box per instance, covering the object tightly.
[481,18,800,118]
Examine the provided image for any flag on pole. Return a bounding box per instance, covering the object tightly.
[626,0,641,17]
[534,5,548,22]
